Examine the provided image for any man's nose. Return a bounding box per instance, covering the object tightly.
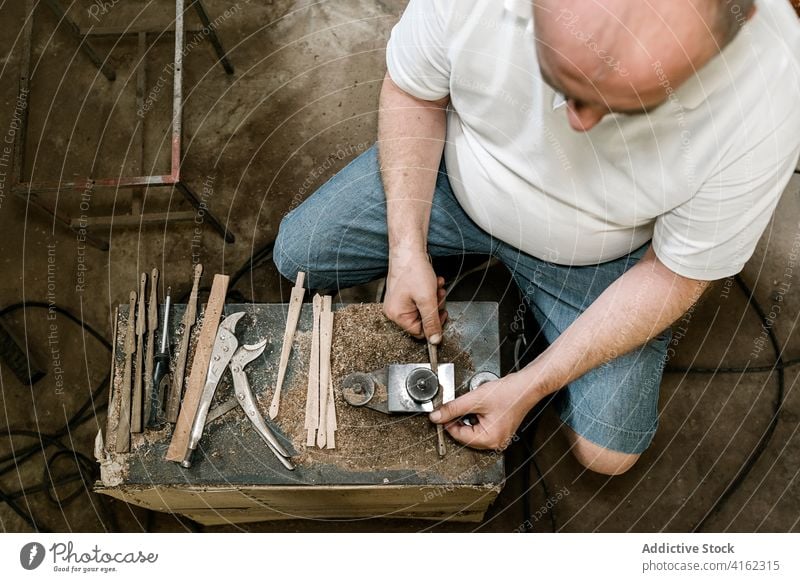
[566,100,606,132]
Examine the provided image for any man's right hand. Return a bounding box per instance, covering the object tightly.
[383,248,447,343]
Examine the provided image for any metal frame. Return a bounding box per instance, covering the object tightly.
[12,0,236,250]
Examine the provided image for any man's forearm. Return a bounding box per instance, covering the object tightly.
[514,247,711,407]
[378,74,449,253]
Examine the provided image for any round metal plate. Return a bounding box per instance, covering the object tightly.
[341,373,375,407]
[468,371,499,391]
[405,368,439,403]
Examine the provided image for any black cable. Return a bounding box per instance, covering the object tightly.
[0,303,114,532]
[691,274,785,532]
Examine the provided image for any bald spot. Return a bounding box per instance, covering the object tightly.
[533,0,723,112]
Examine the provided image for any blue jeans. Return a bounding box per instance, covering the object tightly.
[274,145,670,454]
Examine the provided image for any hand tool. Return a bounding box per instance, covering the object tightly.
[131,273,147,433]
[428,342,447,457]
[115,291,137,453]
[316,296,332,448]
[269,272,306,419]
[166,273,229,462]
[304,294,322,446]
[167,263,202,422]
[149,287,172,425]
[181,312,294,470]
[143,267,159,426]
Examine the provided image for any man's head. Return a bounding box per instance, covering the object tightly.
[533,0,756,131]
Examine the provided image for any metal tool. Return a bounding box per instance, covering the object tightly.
[342,363,455,414]
[462,371,499,426]
[428,342,446,457]
[167,263,202,422]
[149,287,172,425]
[342,366,496,431]
[181,312,294,470]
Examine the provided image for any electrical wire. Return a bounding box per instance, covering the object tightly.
[2,246,792,534]
[690,274,786,532]
[0,303,114,532]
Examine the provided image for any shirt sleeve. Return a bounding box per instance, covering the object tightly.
[653,117,800,281]
[386,0,452,101]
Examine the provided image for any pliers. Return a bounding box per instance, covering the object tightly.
[181,312,295,470]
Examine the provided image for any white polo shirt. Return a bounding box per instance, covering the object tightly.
[386,0,800,279]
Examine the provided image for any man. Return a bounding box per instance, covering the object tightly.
[275,0,800,475]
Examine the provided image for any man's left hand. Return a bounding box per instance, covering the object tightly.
[429,373,535,450]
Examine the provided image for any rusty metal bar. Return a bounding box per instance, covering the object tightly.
[11,0,236,249]
[71,211,197,229]
[80,26,202,36]
[175,181,235,243]
[191,0,234,75]
[13,175,175,195]
[171,0,184,180]
[41,0,116,81]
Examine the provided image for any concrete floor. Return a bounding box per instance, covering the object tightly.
[0,0,798,533]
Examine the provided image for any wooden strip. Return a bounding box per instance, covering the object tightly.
[167,263,203,422]
[104,305,120,449]
[165,274,230,462]
[131,273,147,433]
[305,295,322,447]
[268,272,306,419]
[115,292,137,453]
[316,296,333,448]
[143,268,159,425]
[326,374,336,449]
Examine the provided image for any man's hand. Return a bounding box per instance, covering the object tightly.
[429,373,534,450]
[383,248,447,342]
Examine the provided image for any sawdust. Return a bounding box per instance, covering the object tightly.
[268,303,497,481]
[109,303,500,484]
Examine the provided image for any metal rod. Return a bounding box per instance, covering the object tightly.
[175,181,235,243]
[41,0,116,81]
[191,0,235,75]
[171,0,184,179]
[160,290,172,351]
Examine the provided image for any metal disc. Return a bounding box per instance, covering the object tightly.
[468,371,499,392]
[405,368,439,403]
[341,373,375,407]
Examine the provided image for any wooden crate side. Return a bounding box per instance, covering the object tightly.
[95,483,502,525]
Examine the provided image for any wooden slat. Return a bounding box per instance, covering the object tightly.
[165,274,229,462]
[95,483,501,525]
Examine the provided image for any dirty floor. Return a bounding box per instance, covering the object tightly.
[0,0,799,533]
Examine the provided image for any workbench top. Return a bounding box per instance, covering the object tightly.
[97,301,505,524]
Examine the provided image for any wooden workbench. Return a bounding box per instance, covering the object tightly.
[95,301,505,525]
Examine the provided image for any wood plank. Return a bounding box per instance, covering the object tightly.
[131,273,147,432]
[115,292,137,452]
[304,294,322,446]
[167,263,203,422]
[95,483,500,524]
[165,274,230,462]
[326,361,336,449]
[268,272,306,419]
[143,268,159,425]
[104,305,120,449]
[316,296,332,448]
